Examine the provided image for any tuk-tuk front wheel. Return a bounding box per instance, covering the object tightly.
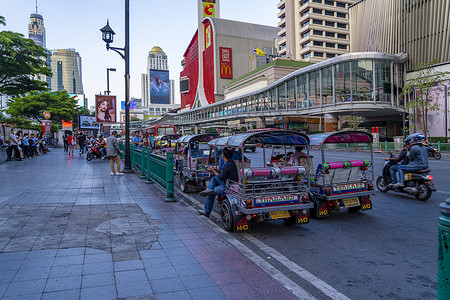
[180,175,188,192]
[221,199,234,231]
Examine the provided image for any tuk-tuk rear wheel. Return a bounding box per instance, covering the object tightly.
[180,176,188,192]
[283,211,298,225]
[221,199,234,231]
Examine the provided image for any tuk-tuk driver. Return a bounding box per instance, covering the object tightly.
[199,148,239,218]
[282,146,307,166]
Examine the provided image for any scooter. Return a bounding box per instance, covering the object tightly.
[376,153,436,201]
[426,143,441,160]
[86,144,105,161]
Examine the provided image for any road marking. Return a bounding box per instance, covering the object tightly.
[244,233,351,300]
[175,187,316,300]
[437,190,450,195]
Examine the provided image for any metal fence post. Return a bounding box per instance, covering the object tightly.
[146,148,153,184]
[438,141,441,152]
[165,151,175,202]
[385,140,388,151]
[438,198,450,299]
[140,147,146,179]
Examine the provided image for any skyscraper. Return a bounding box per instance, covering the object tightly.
[277,0,355,62]
[48,49,83,94]
[28,1,46,48]
[141,46,171,106]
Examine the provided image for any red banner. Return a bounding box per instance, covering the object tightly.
[220,47,232,79]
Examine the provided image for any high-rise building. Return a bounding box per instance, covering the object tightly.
[277,0,355,62]
[48,49,83,94]
[349,0,450,71]
[141,46,171,106]
[169,79,175,104]
[28,7,46,48]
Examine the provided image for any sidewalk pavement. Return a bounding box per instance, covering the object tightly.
[0,149,297,300]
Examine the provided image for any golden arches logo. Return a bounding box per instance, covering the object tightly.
[221,65,231,75]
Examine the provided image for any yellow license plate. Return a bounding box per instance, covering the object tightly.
[404,173,412,181]
[269,211,290,219]
[343,197,360,208]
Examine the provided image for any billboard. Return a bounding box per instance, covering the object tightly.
[220,47,232,79]
[149,70,170,104]
[95,95,117,123]
[69,94,86,108]
[121,100,136,110]
[203,0,216,18]
[79,115,99,130]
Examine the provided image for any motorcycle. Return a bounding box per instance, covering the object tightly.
[376,152,436,201]
[426,143,441,160]
[86,144,105,161]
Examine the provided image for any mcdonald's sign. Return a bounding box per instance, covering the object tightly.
[220,47,232,79]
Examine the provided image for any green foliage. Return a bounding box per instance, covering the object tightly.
[429,137,449,143]
[402,59,450,138]
[0,16,5,26]
[205,127,218,134]
[240,126,247,132]
[6,91,78,125]
[309,130,324,134]
[131,116,140,121]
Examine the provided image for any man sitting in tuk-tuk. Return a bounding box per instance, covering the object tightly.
[199,148,239,218]
[282,146,307,166]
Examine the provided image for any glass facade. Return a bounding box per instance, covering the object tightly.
[172,54,407,125]
[49,49,83,94]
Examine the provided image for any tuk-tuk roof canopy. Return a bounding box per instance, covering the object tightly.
[155,134,182,141]
[176,133,219,144]
[208,130,309,148]
[309,131,373,147]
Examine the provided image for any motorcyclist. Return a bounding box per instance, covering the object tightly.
[394,133,429,187]
[387,142,409,186]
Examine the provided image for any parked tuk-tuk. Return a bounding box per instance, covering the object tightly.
[207,130,314,232]
[308,131,375,217]
[175,133,219,192]
[152,134,181,155]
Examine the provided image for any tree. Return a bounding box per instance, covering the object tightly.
[402,60,450,138]
[0,16,51,95]
[6,91,78,125]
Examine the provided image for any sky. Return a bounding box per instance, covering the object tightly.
[0,0,279,108]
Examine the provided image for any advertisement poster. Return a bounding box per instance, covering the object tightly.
[79,115,99,130]
[121,100,136,110]
[220,47,232,79]
[95,95,116,123]
[149,70,170,104]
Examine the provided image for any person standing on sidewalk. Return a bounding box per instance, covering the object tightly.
[106,131,124,176]
[131,131,144,151]
[67,132,76,158]
[77,133,86,157]
[63,134,68,152]
[8,129,22,161]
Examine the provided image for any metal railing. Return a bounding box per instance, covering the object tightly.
[120,142,175,202]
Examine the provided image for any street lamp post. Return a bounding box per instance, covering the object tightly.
[100,0,132,172]
[106,68,116,95]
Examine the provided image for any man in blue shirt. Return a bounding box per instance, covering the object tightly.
[22,133,30,158]
[131,131,144,151]
[395,137,429,187]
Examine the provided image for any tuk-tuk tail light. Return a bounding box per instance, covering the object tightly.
[301,195,309,203]
[245,200,253,208]
[427,175,434,181]
[367,182,373,189]
[325,188,332,195]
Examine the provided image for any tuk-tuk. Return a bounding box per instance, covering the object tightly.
[175,133,219,192]
[153,134,181,155]
[207,130,314,232]
[308,131,375,217]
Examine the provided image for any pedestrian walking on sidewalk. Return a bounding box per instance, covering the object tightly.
[67,132,76,158]
[77,133,86,157]
[106,131,124,176]
[63,134,68,152]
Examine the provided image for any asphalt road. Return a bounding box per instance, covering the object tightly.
[175,149,448,299]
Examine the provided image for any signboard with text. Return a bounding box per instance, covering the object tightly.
[220,47,232,79]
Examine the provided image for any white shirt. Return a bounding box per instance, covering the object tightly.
[9,133,18,146]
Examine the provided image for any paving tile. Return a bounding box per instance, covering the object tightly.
[180,273,217,290]
[0,251,28,262]
[116,280,153,299]
[155,290,192,300]
[49,264,83,278]
[0,260,23,271]
[115,269,148,284]
[114,259,144,272]
[0,282,9,298]
[142,257,171,269]
[0,270,17,283]
[85,248,107,255]
[146,265,179,280]
[187,286,228,300]
[163,247,192,256]
[53,255,84,266]
[220,282,260,299]
[21,257,54,268]
[80,285,117,300]
[174,263,207,276]
[151,277,184,294]
[41,289,80,300]
[3,279,46,297]
[44,275,82,292]
[83,262,114,275]
[168,254,199,266]
[82,272,115,288]
[209,270,244,286]
[57,247,85,257]
[140,249,167,259]
[159,240,185,249]
[84,253,112,264]
[2,293,41,300]
[26,249,58,259]
[14,266,51,281]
